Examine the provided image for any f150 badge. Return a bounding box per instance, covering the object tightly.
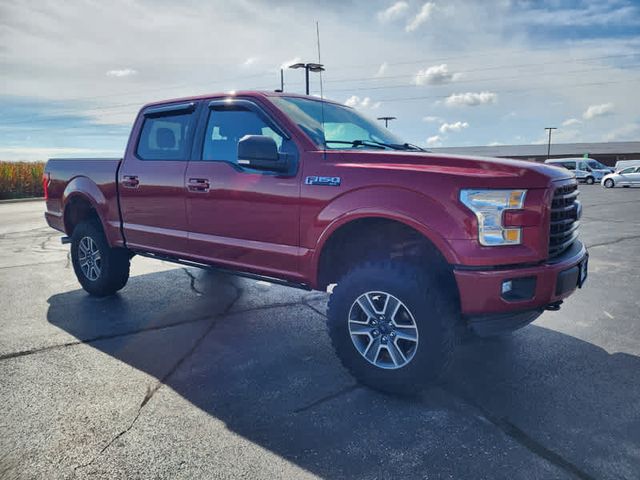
[305,176,341,186]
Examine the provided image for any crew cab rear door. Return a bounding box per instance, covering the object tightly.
[184,98,302,280]
[118,101,199,255]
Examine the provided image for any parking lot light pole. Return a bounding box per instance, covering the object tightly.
[545,127,557,160]
[288,62,325,95]
[377,116,397,128]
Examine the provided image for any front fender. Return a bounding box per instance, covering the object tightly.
[308,186,463,280]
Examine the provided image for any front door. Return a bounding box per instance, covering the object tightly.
[118,102,198,255]
[184,99,302,280]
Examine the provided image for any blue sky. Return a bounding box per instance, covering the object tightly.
[1,0,639,161]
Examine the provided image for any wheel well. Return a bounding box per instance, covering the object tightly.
[317,218,457,295]
[63,196,100,236]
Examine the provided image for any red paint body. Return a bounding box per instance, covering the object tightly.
[44,91,587,316]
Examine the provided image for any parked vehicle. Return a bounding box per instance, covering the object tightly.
[614,160,640,172]
[44,91,588,394]
[544,158,608,184]
[585,159,614,174]
[602,166,640,188]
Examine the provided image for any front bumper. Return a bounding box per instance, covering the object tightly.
[454,240,588,316]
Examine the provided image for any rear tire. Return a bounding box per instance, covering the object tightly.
[71,220,130,296]
[585,176,595,185]
[327,261,457,395]
[604,178,614,188]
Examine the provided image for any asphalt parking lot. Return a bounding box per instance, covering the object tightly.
[1,186,639,480]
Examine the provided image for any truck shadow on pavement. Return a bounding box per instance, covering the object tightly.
[46,268,640,479]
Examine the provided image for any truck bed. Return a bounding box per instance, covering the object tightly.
[44,158,123,246]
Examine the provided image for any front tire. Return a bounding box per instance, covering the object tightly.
[327,261,456,395]
[585,176,595,185]
[604,178,615,188]
[71,220,130,296]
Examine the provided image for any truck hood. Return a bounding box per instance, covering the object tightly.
[331,150,573,188]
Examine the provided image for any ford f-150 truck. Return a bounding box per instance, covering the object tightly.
[44,91,588,393]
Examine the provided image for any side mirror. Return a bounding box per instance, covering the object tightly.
[237,135,288,173]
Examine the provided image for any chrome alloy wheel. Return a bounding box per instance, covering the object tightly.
[348,291,419,369]
[78,236,102,281]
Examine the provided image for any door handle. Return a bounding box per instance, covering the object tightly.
[122,175,139,188]
[188,178,210,192]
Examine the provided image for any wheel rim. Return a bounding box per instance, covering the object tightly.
[605,179,613,188]
[348,291,419,370]
[587,177,594,184]
[78,236,102,281]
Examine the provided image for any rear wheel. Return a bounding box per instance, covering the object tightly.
[71,220,130,296]
[604,178,615,188]
[585,176,595,185]
[327,261,456,395]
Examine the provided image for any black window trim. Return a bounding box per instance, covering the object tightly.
[135,101,200,161]
[143,101,196,118]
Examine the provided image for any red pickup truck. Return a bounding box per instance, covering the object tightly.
[44,91,588,393]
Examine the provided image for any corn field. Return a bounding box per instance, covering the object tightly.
[0,161,45,200]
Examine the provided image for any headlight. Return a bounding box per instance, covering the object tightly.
[460,189,527,246]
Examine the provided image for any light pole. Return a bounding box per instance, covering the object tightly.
[545,127,557,160]
[288,62,325,95]
[377,116,397,128]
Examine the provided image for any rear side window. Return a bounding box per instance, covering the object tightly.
[562,162,576,170]
[137,112,193,160]
[202,107,284,163]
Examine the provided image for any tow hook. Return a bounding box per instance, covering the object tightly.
[545,301,563,311]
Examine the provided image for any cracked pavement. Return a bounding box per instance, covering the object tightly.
[1,186,639,479]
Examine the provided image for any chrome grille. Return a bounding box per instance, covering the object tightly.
[549,183,580,258]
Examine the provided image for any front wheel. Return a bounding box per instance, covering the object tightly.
[71,220,130,296]
[585,176,595,185]
[604,178,615,188]
[327,261,457,395]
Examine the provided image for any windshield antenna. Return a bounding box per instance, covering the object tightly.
[316,21,327,159]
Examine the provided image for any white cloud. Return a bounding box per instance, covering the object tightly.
[426,135,442,146]
[414,64,459,86]
[406,2,436,32]
[583,103,615,120]
[562,118,581,127]
[106,68,137,78]
[422,116,443,123]
[445,91,498,107]
[375,62,388,77]
[377,2,409,23]
[242,57,257,67]
[345,95,376,109]
[439,121,469,134]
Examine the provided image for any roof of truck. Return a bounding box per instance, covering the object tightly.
[141,90,344,110]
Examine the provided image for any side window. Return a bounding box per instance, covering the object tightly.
[137,112,193,160]
[619,167,635,174]
[562,162,576,170]
[202,107,284,163]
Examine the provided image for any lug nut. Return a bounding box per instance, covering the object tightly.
[390,332,396,338]
[372,329,379,336]
[382,335,388,343]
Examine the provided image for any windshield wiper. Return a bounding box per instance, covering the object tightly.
[401,143,428,152]
[324,140,428,152]
[324,140,389,150]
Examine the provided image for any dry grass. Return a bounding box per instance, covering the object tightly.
[0,161,45,200]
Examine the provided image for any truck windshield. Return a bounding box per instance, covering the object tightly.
[271,96,408,150]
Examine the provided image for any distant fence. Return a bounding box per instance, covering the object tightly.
[0,161,45,199]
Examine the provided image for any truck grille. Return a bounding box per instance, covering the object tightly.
[549,183,580,258]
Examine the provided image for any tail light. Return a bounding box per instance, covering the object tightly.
[42,172,50,200]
